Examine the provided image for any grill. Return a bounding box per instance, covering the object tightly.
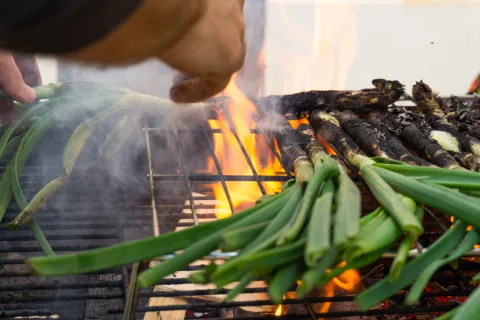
[1,97,480,320]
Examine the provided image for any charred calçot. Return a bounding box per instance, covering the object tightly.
[266,115,314,183]
[366,112,432,166]
[443,97,480,140]
[211,79,405,115]
[412,81,480,156]
[333,111,399,160]
[307,110,368,169]
[374,108,462,170]
[413,113,480,171]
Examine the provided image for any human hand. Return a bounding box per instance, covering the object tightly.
[0,52,40,125]
[161,0,247,103]
[64,0,246,103]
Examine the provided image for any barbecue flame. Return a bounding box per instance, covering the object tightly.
[274,263,360,317]
[274,302,283,316]
[208,1,361,316]
[208,75,284,218]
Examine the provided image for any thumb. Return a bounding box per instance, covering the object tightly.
[170,74,231,103]
[0,51,36,103]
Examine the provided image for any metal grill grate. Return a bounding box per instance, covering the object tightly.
[1,97,479,319]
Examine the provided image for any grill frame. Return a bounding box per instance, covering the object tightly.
[1,96,479,319]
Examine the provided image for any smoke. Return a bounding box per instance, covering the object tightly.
[253,95,286,138]
[4,1,273,316]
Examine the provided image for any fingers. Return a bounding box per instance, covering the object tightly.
[0,51,36,103]
[161,0,246,102]
[170,74,231,103]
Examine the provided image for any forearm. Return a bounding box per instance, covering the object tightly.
[0,0,206,64]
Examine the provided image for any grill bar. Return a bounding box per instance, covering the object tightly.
[173,129,200,226]
[201,121,236,214]
[1,97,479,319]
[221,101,267,195]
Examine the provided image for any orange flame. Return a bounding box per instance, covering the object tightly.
[208,75,283,218]
[274,263,360,317]
[288,118,309,129]
[274,301,283,316]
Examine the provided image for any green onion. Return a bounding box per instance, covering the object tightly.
[11,113,54,209]
[370,157,409,165]
[404,229,480,305]
[27,219,54,256]
[333,168,362,248]
[0,98,63,159]
[355,221,467,311]
[317,247,389,289]
[225,273,255,301]
[461,190,480,198]
[452,285,480,320]
[216,237,306,286]
[297,247,338,298]
[2,134,24,159]
[389,205,425,282]
[353,210,388,242]
[211,229,309,288]
[98,115,139,162]
[277,157,339,245]
[27,188,291,276]
[0,166,13,221]
[268,262,304,304]
[137,190,292,288]
[361,165,423,237]
[209,186,301,285]
[220,220,271,252]
[188,262,217,284]
[373,163,480,190]
[473,273,480,282]
[344,196,417,262]
[243,183,303,253]
[359,207,385,228]
[305,180,334,266]
[372,166,480,230]
[0,80,128,101]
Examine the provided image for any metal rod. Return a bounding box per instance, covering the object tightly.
[262,134,293,179]
[148,247,480,261]
[144,121,160,237]
[173,129,199,226]
[0,290,469,304]
[109,296,462,313]
[121,120,157,319]
[201,122,236,214]
[221,101,267,195]
[152,174,289,182]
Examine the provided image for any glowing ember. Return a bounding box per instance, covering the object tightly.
[316,135,338,156]
[274,302,283,316]
[288,118,309,129]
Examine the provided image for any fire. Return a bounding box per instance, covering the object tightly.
[274,301,283,316]
[208,1,361,316]
[288,118,309,129]
[274,263,360,317]
[208,75,283,218]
